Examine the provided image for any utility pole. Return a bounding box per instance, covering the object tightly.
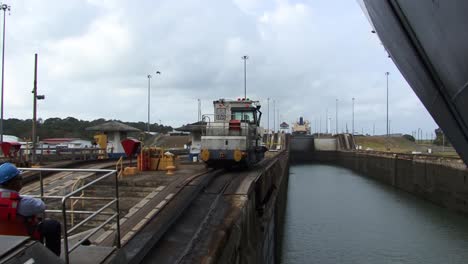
[0,3,10,144]
[267,98,270,133]
[335,99,338,135]
[352,97,355,135]
[277,108,279,132]
[373,123,375,136]
[417,128,421,143]
[147,74,151,133]
[325,108,328,134]
[273,100,276,132]
[389,120,391,136]
[386,71,390,137]
[197,99,201,122]
[32,53,45,164]
[147,71,161,133]
[241,55,248,99]
[319,116,322,135]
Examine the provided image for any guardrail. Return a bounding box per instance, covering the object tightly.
[18,167,121,264]
[17,147,107,164]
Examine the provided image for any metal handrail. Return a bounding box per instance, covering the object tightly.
[18,167,121,264]
[70,177,86,226]
[116,157,123,180]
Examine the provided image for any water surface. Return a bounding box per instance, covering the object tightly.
[281,164,468,264]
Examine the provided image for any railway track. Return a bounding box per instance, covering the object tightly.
[109,155,278,263]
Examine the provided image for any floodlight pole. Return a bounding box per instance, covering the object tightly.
[335,99,338,134]
[267,98,270,132]
[147,71,161,133]
[241,55,248,99]
[386,72,390,137]
[147,74,151,133]
[352,97,355,135]
[0,3,10,144]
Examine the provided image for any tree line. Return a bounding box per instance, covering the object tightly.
[4,117,173,141]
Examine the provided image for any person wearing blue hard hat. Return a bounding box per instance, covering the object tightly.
[0,163,61,256]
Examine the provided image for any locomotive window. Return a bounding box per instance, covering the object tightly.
[232,110,256,123]
[215,108,227,121]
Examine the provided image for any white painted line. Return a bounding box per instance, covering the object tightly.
[156,186,165,192]
[165,193,175,200]
[132,218,149,232]
[144,209,159,220]
[122,231,135,242]
[155,200,167,209]
[147,191,159,199]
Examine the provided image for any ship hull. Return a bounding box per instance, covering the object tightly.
[362,0,468,164]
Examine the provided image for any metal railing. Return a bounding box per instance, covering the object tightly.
[202,114,251,137]
[17,147,107,164]
[18,167,121,264]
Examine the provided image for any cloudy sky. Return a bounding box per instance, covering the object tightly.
[4,0,437,136]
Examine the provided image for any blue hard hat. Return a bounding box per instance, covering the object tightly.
[0,163,21,185]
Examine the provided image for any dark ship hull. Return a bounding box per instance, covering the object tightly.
[361,0,468,164]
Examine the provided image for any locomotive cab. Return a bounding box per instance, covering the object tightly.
[200,98,266,168]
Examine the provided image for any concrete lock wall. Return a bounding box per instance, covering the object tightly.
[314,138,337,151]
[216,152,290,264]
[298,150,468,215]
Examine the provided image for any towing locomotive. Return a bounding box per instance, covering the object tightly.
[200,98,266,168]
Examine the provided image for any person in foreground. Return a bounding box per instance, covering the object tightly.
[0,163,61,256]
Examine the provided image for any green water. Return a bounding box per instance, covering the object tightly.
[281,164,468,264]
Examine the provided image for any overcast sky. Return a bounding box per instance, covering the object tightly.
[4,0,438,136]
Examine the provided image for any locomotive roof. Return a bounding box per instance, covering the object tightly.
[213,98,260,106]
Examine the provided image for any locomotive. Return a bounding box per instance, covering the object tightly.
[200,98,266,168]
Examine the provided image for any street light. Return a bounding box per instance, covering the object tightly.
[241,55,248,99]
[386,71,390,137]
[0,3,10,144]
[267,98,270,133]
[335,99,339,135]
[273,99,276,132]
[352,97,355,135]
[147,71,161,133]
[197,99,201,122]
[325,108,328,134]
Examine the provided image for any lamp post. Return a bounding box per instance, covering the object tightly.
[147,75,151,133]
[147,71,161,133]
[352,97,355,135]
[241,55,248,99]
[325,108,328,134]
[197,99,201,122]
[335,99,339,135]
[0,3,10,144]
[273,99,276,132]
[386,72,390,137]
[267,98,270,133]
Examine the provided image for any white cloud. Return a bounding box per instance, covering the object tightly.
[1,0,437,136]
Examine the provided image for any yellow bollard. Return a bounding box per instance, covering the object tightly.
[164,152,176,175]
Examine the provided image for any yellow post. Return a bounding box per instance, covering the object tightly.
[94,133,108,159]
[164,152,176,175]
